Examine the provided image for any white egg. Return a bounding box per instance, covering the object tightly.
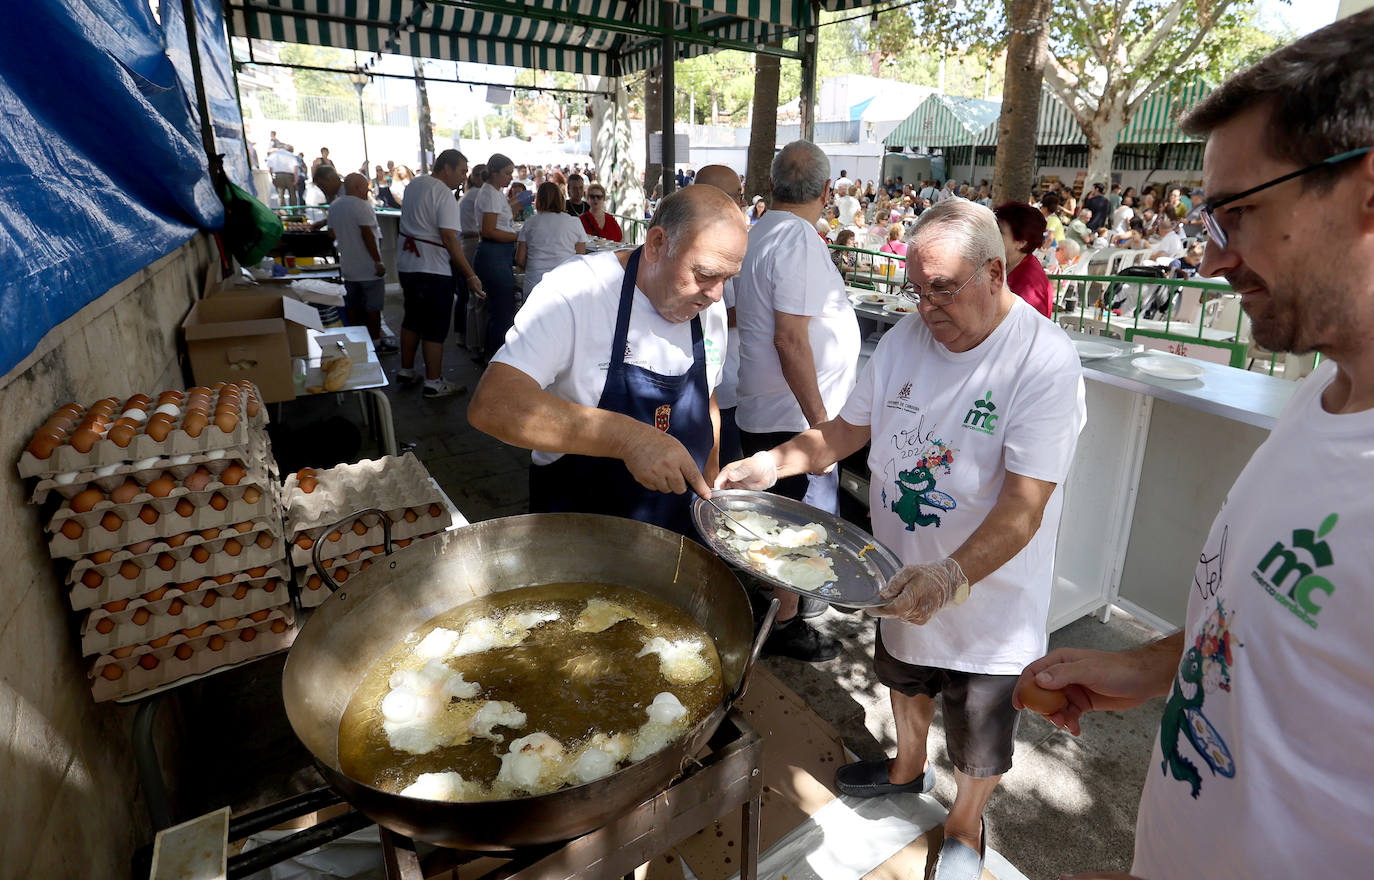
[441,673,480,700]
[94,463,121,477]
[54,472,80,485]
[574,599,635,633]
[646,691,687,725]
[133,457,161,470]
[415,627,459,660]
[205,448,227,460]
[401,771,479,802]
[120,408,148,424]
[153,403,181,418]
[496,733,566,792]
[169,454,193,465]
[469,700,527,740]
[572,748,618,783]
[381,688,419,724]
[637,637,713,684]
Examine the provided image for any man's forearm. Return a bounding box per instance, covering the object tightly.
[771,418,870,480]
[774,331,828,427]
[360,227,381,263]
[469,364,648,461]
[949,499,1042,587]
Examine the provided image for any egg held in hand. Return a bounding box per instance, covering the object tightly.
[1015,678,1068,716]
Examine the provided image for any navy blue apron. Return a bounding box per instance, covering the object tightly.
[528,248,713,535]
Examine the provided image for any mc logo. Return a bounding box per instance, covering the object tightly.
[1252,513,1338,629]
[962,390,997,435]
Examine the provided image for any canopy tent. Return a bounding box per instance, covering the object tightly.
[881,94,1002,149]
[227,0,878,77]
[971,80,1213,148]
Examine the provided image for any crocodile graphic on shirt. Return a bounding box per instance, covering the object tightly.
[891,440,957,530]
[1159,602,1238,798]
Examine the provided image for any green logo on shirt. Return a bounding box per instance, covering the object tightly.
[962,390,998,435]
[1251,513,1338,629]
[704,336,723,367]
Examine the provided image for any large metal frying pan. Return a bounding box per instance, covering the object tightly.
[283,513,774,851]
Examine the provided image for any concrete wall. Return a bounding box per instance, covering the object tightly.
[0,234,213,877]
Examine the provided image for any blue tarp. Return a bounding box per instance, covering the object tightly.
[0,0,224,378]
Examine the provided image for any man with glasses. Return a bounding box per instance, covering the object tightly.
[1015,13,1374,879]
[718,198,1085,880]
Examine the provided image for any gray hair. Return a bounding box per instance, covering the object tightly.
[906,198,1006,270]
[1181,8,1374,192]
[769,140,830,204]
[1058,238,1082,258]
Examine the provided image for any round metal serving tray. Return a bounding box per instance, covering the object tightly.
[691,489,903,608]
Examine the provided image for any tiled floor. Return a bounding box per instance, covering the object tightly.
[170,287,1167,879]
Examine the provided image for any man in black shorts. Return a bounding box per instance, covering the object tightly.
[394,149,483,398]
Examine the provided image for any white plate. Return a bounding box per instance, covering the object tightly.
[1073,340,1121,360]
[848,291,898,307]
[1133,355,1205,380]
[882,301,920,316]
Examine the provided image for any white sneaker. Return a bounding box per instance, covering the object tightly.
[395,367,420,386]
[422,379,466,398]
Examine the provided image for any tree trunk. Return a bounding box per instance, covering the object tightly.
[1084,107,1128,193]
[991,0,1053,204]
[745,49,780,204]
[590,76,646,224]
[643,65,663,199]
[414,57,435,173]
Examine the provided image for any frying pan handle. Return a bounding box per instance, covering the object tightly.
[730,597,779,703]
[309,507,394,593]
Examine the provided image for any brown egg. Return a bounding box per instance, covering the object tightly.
[262,579,278,593]
[241,486,261,505]
[138,505,159,526]
[209,492,228,511]
[155,553,176,572]
[55,403,84,418]
[200,592,217,608]
[100,664,124,681]
[207,635,226,652]
[180,411,209,438]
[360,560,373,571]
[255,531,274,549]
[174,643,194,661]
[71,487,104,513]
[139,654,159,670]
[27,427,64,459]
[176,580,198,593]
[165,531,190,547]
[246,397,261,418]
[231,584,249,600]
[334,567,350,583]
[182,624,208,639]
[175,498,195,518]
[144,417,172,443]
[219,464,246,486]
[111,645,135,660]
[239,627,258,642]
[298,476,318,494]
[128,539,155,554]
[69,427,102,453]
[149,633,172,649]
[241,566,266,580]
[367,545,384,555]
[247,609,270,623]
[142,586,168,602]
[344,549,363,562]
[233,521,252,534]
[352,519,369,536]
[326,529,343,543]
[214,411,239,433]
[190,546,210,564]
[215,617,239,629]
[199,527,220,540]
[43,413,76,434]
[81,570,105,589]
[106,423,137,448]
[90,549,113,564]
[119,561,141,580]
[428,504,442,517]
[270,619,287,634]
[295,534,314,550]
[131,608,151,625]
[394,538,412,548]
[403,508,418,523]
[108,480,140,504]
[213,574,233,586]
[102,598,128,613]
[145,473,176,498]
[166,598,185,616]
[157,390,184,404]
[184,467,212,492]
[95,618,114,634]
[223,538,243,556]
[100,511,123,532]
[306,574,323,590]
[126,394,153,408]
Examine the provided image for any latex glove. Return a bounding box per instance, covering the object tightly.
[713,451,778,491]
[868,557,969,625]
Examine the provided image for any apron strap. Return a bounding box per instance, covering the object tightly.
[607,247,643,383]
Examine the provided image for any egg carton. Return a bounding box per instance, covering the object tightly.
[287,505,450,565]
[67,531,286,611]
[19,394,269,479]
[47,477,274,533]
[89,612,297,703]
[31,440,273,504]
[47,483,283,559]
[282,454,447,535]
[293,531,441,608]
[80,574,290,656]
[66,518,282,582]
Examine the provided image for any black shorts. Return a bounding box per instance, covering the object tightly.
[344,279,385,313]
[874,623,1019,777]
[399,272,455,343]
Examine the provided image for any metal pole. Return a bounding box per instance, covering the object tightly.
[800,26,818,142]
[659,1,675,197]
[178,0,218,164]
[355,84,371,172]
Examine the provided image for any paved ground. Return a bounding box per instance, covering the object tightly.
[175,287,1169,879]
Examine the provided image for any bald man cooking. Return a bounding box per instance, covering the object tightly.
[469,186,748,535]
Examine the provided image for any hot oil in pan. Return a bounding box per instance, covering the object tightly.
[337,582,724,797]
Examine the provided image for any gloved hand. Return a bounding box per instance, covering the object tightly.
[713,451,778,491]
[867,557,970,625]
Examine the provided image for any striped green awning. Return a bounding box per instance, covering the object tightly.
[227,0,874,76]
[972,80,1212,148]
[882,94,1002,148]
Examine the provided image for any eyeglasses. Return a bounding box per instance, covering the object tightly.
[1202,146,1372,249]
[900,259,991,306]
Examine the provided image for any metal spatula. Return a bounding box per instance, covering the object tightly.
[697,492,767,542]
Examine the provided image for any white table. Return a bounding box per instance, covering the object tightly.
[1059,312,1236,343]
[290,326,397,456]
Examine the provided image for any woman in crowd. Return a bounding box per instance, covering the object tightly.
[515,182,588,301]
[994,201,1053,318]
[391,165,414,205]
[831,228,858,279]
[1121,185,1137,204]
[373,165,398,208]
[847,208,867,240]
[579,182,623,242]
[878,222,907,267]
[864,179,878,200]
[476,153,519,359]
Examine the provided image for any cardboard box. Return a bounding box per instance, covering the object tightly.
[182,295,322,402]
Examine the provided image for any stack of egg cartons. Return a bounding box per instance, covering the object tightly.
[283,453,453,607]
[18,382,293,701]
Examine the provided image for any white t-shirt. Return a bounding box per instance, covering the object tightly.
[1152,230,1184,258]
[305,184,330,207]
[835,195,861,229]
[1132,359,1374,879]
[735,210,861,433]
[1112,205,1134,233]
[326,195,381,282]
[517,211,589,297]
[717,278,740,410]
[266,149,297,174]
[476,183,516,235]
[492,252,728,466]
[395,175,459,276]
[838,297,1085,674]
[458,188,482,235]
[834,176,853,193]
